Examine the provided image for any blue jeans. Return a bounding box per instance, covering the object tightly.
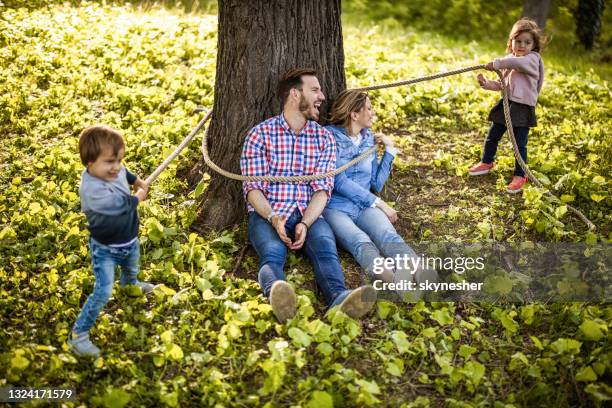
[482,123,529,177]
[323,207,421,283]
[72,237,141,334]
[248,210,347,306]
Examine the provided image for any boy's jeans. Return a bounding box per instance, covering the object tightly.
[323,207,421,282]
[72,237,140,334]
[482,123,529,177]
[248,209,347,306]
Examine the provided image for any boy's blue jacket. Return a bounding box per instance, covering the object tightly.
[324,125,394,218]
[79,166,139,245]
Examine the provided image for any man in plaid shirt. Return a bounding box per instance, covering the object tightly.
[240,68,376,323]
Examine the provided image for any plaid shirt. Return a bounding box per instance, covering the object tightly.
[240,114,336,218]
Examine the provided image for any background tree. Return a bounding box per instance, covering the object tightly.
[574,0,606,49]
[188,0,346,231]
[522,0,552,30]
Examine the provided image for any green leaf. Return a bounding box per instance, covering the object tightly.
[575,366,597,382]
[166,343,184,361]
[430,308,453,325]
[579,320,606,341]
[458,345,477,359]
[307,391,333,408]
[354,379,380,395]
[10,349,30,370]
[288,327,311,347]
[550,338,582,355]
[584,384,612,401]
[317,342,334,356]
[102,388,131,408]
[390,330,410,354]
[463,361,485,386]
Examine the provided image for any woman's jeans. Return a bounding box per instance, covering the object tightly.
[323,207,429,286]
[72,237,140,334]
[248,209,347,306]
[482,123,529,177]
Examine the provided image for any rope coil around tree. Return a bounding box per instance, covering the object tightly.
[145,64,595,230]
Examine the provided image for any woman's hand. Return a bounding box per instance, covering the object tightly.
[374,133,394,149]
[377,200,398,223]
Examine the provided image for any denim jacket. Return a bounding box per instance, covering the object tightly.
[325,125,394,218]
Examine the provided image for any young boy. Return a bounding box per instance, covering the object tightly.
[68,125,154,357]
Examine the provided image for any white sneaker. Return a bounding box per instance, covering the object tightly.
[332,285,377,319]
[269,281,297,323]
[67,332,101,358]
[136,281,156,294]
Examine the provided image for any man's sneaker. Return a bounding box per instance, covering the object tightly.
[329,285,377,320]
[67,331,100,358]
[468,162,495,176]
[269,281,297,323]
[136,281,156,294]
[507,176,528,193]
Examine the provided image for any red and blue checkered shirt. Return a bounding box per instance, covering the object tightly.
[240,114,336,218]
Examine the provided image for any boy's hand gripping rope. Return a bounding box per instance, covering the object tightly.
[145,64,595,230]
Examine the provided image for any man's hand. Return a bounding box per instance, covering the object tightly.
[272,215,292,246]
[484,62,494,71]
[378,200,398,223]
[290,222,308,250]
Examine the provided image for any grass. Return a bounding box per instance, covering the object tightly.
[0,2,610,407]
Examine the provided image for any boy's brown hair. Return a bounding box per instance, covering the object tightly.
[277,68,318,106]
[78,125,125,165]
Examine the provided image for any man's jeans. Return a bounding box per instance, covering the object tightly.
[323,207,422,284]
[482,123,529,177]
[72,237,141,334]
[248,210,347,306]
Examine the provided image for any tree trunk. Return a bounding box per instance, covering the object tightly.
[189,0,345,231]
[574,0,606,49]
[522,0,551,30]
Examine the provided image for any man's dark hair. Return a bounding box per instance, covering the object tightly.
[277,68,318,106]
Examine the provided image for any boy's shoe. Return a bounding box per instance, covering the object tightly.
[507,176,528,193]
[67,331,100,358]
[469,162,495,176]
[136,281,156,294]
[328,285,377,320]
[269,280,297,323]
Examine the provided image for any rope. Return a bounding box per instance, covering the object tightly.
[147,63,595,229]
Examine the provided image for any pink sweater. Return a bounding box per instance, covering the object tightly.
[481,52,544,107]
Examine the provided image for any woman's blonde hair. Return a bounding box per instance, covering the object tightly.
[329,90,369,128]
[506,18,547,53]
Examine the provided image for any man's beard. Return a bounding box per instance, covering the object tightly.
[299,94,319,120]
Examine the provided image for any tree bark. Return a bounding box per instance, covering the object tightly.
[189,0,345,231]
[522,0,551,30]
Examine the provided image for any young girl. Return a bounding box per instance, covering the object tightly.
[469,18,545,193]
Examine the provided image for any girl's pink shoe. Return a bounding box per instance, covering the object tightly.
[507,176,528,193]
[469,162,495,176]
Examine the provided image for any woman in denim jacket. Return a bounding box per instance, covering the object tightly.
[323,90,435,297]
